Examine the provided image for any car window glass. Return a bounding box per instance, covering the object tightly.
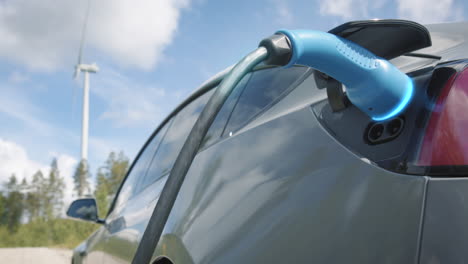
[132,122,171,195]
[144,90,213,185]
[200,73,252,149]
[113,119,172,209]
[223,66,308,135]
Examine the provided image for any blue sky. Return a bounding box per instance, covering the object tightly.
[0,0,466,203]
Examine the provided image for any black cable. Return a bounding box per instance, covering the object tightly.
[131,47,268,264]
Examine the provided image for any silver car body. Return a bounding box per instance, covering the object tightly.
[72,22,468,264]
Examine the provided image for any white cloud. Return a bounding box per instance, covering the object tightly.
[319,0,354,19]
[397,0,464,23]
[0,0,190,72]
[319,0,377,19]
[319,0,463,22]
[0,138,46,184]
[0,139,78,211]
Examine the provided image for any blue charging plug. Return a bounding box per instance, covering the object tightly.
[276,30,413,121]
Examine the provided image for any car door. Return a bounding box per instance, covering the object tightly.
[81,123,169,264]
[152,65,427,263]
[99,90,213,264]
[99,118,170,264]
[82,227,107,264]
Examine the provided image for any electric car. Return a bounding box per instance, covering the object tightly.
[68,19,468,264]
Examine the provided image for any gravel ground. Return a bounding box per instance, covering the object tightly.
[0,247,72,264]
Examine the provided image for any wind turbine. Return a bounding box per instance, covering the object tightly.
[74,0,98,162]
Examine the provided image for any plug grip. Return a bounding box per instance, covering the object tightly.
[277,29,413,121]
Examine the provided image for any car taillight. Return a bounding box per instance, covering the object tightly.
[418,67,468,167]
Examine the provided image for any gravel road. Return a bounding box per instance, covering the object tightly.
[0,247,72,264]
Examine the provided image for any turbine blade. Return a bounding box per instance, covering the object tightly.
[76,0,91,69]
[73,65,80,79]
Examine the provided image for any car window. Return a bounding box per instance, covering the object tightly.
[201,73,252,148]
[143,90,213,186]
[132,121,172,195]
[113,119,172,210]
[223,66,309,135]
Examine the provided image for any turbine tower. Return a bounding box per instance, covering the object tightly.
[74,0,97,162]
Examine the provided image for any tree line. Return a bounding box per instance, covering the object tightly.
[0,151,129,248]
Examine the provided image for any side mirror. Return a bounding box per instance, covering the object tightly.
[66,198,103,224]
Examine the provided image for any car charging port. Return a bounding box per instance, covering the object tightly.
[366,117,405,144]
[386,118,404,136]
[367,123,385,143]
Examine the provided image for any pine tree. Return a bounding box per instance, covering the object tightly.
[105,151,130,195]
[19,178,29,222]
[94,168,110,218]
[20,178,28,191]
[0,191,6,226]
[5,174,18,191]
[45,158,65,219]
[94,151,129,218]
[74,159,90,197]
[4,174,23,232]
[29,170,45,220]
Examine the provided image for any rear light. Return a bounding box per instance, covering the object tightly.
[418,67,468,167]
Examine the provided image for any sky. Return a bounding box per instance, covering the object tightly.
[0,0,466,205]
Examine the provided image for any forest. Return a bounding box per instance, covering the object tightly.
[0,151,129,248]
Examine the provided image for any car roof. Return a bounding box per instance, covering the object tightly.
[423,22,468,60]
